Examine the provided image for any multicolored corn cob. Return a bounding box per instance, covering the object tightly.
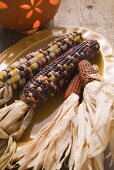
[78,60,99,87]
[21,40,100,108]
[0,32,82,90]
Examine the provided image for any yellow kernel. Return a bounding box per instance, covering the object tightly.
[28,67,32,72]
[45,80,49,85]
[12,70,18,76]
[0,72,5,79]
[49,75,55,81]
[69,35,73,40]
[43,76,48,80]
[74,36,80,42]
[31,64,36,70]
[58,48,61,52]
[6,68,12,72]
[35,54,43,60]
[63,64,67,69]
[53,44,58,49]
[43,51,48,55]
[33,63,38,69]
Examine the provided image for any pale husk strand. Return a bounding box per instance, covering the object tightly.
[0,100,34,170]
[12,94,79,170]
[12,75,114,170]
[81,153,104,170]
[78,77,114,168]
[0,100,33,140]
[0,81,12,106]
[0,136,16,170]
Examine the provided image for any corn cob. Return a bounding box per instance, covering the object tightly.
[21,40,100,108]
[0,32,83,106]
[0,32,82,90]
[78,60,99,87]
[64,74,82,100]
[64,62,99,100]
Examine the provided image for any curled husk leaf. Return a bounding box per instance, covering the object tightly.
[0,100,34,140]
[0,100,34,170]
[0,81,12,106]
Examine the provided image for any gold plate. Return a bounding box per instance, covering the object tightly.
[0,26,114,148]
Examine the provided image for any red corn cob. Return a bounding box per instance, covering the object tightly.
[64,74,82,100]
[78,60,99,87]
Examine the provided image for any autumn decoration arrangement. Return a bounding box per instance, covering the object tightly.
[0,30,114,170]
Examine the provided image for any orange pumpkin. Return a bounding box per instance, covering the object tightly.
[0,0,61,34]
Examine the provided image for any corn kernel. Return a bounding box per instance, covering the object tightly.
[29,92,33,97]
[50,52,55,59]
[45,80,49,85]
[43,51,48,55]
[15,68,20,74]
[49,75,55,81]
[53,44,58,49]
[6,68,12,72]
[11,77,15,84]
[28,67,32,73]
[69,35,73,40]
[44,76,48,80]
[12,70,17,76]
[63,64,67,69]
[0,72,5,79]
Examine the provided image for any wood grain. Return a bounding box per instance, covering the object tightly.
[54,0,114,47]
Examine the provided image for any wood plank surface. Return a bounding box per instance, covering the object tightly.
[54,0,114,47]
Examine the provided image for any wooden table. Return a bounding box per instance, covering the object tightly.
[0,0,114,169]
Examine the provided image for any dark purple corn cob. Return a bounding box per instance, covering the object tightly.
[20,40,100,108]
[0,32,82,90]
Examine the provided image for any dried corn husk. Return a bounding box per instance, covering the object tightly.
[12,75,114,170]
[76,75,114,169]
[0,81,12,106]
[0,136,16,170]
[0,100,34,170]
[0,100,34,141]
[12,93,79,170]
[81,153,104,170]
